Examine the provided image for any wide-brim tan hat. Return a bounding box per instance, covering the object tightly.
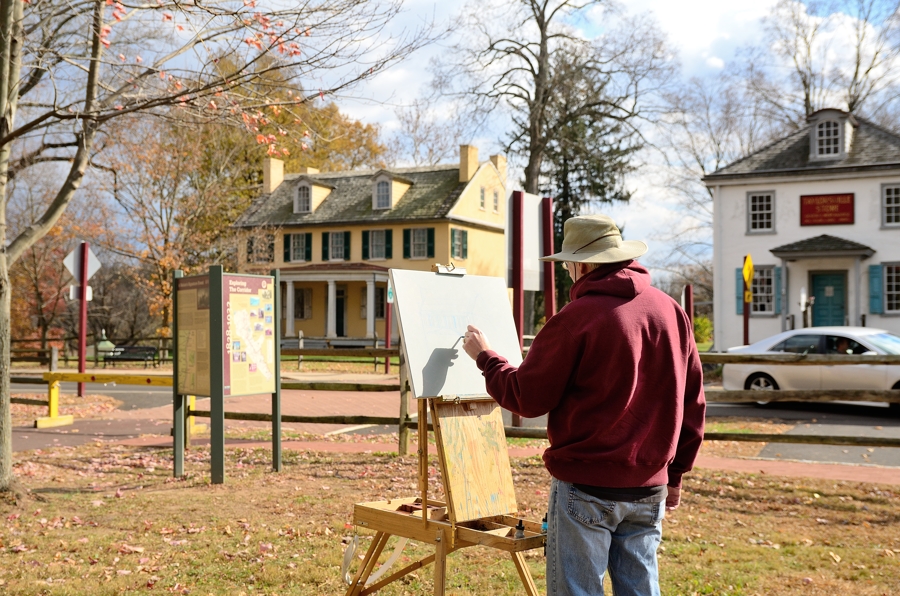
[539,214,647,264]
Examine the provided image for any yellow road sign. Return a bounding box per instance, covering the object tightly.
[744,290,753,303]
[742,254,754,287]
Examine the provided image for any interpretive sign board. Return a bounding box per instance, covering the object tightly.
[800,193,854,225]
[223,274,276,396]
[176,275,212,397]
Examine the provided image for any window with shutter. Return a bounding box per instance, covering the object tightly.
[411,228,427,258]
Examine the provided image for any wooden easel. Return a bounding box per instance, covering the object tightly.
[345,395,545,595]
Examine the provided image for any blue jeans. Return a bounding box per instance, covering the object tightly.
[546,478,665,596]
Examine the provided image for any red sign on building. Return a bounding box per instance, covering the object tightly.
[800,193,854,225]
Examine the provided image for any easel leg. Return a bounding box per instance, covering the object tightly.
[433,529,447,596]
[346,532,389,596]
[511,552,539,596]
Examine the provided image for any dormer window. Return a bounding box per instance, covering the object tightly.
[816,120,841,156]
[375,180,391,209]
[295,185,311,213]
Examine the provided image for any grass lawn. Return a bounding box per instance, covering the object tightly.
[2,439,899,595]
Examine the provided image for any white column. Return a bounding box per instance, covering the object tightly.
[365,280,375,339]
[326,280,337,338]
[285,281,295,337]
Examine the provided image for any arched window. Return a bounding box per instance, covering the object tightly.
[296,185,311,212]
[817,120,841,156]
[376,180,391,209]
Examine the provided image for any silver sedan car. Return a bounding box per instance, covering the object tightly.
[723,327,900,411]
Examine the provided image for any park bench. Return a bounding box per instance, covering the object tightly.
[103,345,158,368]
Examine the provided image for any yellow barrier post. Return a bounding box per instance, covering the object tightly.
[185,395,207,446]
[35,380,74,428]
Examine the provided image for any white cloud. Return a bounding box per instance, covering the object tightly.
[705,55,725,69]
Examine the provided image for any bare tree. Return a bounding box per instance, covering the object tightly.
[0,0,437,491]
[436,1,674,193]
[388,98,471,166]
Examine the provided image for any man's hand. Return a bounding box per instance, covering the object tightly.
[462,324,491,360]
[665,485,681,511]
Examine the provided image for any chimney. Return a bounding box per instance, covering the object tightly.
[263,158,284,194]
[459,145,479,183]
[490,154,507,186]
[297,166,319,175]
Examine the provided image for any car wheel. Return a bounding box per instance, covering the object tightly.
[890,382,900,415]
[745,373,779,406]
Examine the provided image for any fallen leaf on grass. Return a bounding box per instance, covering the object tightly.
[829,551,841,563]
[119,544,144,554]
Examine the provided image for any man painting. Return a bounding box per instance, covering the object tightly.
[462,214,706,596]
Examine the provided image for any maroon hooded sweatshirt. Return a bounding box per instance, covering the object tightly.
[476,260,706,490]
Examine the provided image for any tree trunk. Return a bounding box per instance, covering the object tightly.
[0,255,9,489]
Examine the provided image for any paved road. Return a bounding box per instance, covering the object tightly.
[13,379,900,467]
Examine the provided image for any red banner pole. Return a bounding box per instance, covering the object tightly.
[541,197,556,320]
[511,191,524,428]
[78,242,89,397]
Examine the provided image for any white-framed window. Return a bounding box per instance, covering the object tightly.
[493,190,499,213]
[370,229,386,259]
[479,187,485,210]
[752,267,775,314]
[817,120,841,156]
[330,232,345,260]
[290,233,307,262]
[886,263,900,313]
[883,184,900,227]
[293,287,312,319]
[359,287,386,319]
[411,228,428,258]
[375,180,391,209]
[296,185,311,213]
[747,192,774,233]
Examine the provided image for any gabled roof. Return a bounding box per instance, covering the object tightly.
[770,234,875,259]
[704,117,900,181]
[235,165,464,228]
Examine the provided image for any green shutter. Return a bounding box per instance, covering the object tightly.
[427,227,435,259]
[283,234,291,262]
[304,233,312,261]
[735,268,743,315]
[403,229,411,259]
[344,231,351,261]
[322,232,329,261]
[362,231,370,260]
[774,267,782,314]
[385,229,393,259]
[462,230,468,259]
[247,237,254,261]
[870,264,883,314]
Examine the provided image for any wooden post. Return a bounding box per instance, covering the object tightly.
[398,349,409,455]
[49,346,58,372]
[419,398,428,527]
[271,268,283,472]
[209,266,225,485]
[173,270,185,478]
[434,529,447,596]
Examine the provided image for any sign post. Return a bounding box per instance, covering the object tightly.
[742,255,754,346]
[63,243,101,397]
[174,267,278,483]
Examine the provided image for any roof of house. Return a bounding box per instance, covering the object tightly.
[704,117,900,181]
[234,164,467,228]
[770,234,875,258]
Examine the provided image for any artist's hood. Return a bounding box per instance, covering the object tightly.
[569,260,651,302]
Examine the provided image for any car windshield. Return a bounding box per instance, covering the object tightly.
[864,333,900,355]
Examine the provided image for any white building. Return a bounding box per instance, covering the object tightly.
[705,108,900,351]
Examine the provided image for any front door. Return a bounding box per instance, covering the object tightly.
[811,272,846,327]
[336,286,346,336]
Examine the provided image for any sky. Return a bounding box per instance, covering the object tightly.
[335,0,786,269]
